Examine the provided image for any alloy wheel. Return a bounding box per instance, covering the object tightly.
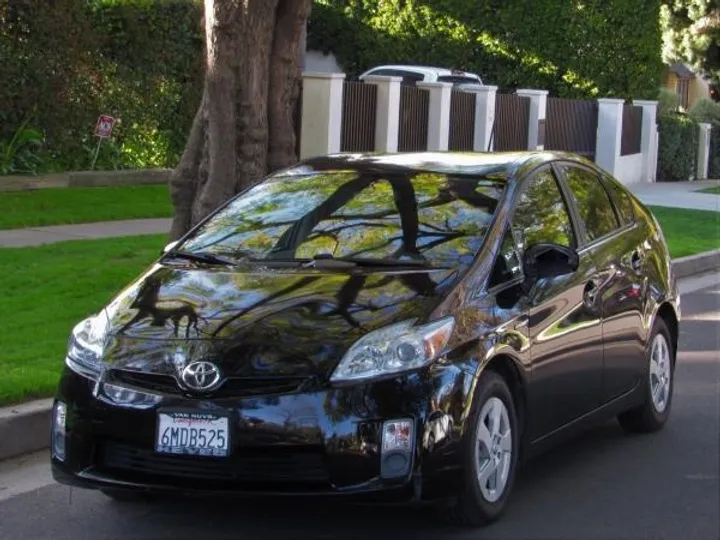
[475,396,512,503]
[649,333,671,413]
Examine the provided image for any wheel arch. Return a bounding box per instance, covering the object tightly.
[656,301,679,359]
[482,354,527,437]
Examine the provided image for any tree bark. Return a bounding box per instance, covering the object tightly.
[169,0,312,240]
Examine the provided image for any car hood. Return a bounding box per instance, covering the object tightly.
[101,263,459,380]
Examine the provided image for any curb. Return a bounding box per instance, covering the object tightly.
[0,169,172,192]
[672,249,720,279]
[1,250,718,462]
[0,399,53,461]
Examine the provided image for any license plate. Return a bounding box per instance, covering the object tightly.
[155,411,230,457]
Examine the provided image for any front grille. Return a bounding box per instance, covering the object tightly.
[107,369,311,398]
[99,441,330,484]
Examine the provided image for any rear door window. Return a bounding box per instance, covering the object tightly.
[560,165,620,243]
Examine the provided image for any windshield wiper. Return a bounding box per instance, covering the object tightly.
[257,253,439,269]
[164,250,238,267]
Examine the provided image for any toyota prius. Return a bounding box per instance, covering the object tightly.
[51,152,679,526]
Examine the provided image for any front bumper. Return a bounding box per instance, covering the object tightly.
[51,364,470,502]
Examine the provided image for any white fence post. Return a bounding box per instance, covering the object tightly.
[363,75,402,153]
[460,85,497,151]
[517,89,549,150]
[697,123,712,180]
[595,98,624,177]
[417,82,453,151]
[632,99,659,183]
[299,72,345,159]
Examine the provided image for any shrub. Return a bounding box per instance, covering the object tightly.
[0,0,204,173]
[308,0,664,99]
[657,88,680,116]
[688,98,720,125]
[656,115,699,181]
[709,126,720,179]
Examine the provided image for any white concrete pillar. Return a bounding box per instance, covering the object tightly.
[363,75,402,153]
[595,98,625,176]
[460,85,498,152]
[517,89,549,150]
[697,123,712,180]
[417,82,453,151]
[632,99,659,183]
[299,72,345,159]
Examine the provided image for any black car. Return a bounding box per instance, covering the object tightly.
[51,152,680,526]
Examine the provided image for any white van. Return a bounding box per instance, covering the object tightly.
[358,65,483,86]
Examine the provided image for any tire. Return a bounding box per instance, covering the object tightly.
[618,318,674,434]
[101,489,156,503]
[442,370,519,527]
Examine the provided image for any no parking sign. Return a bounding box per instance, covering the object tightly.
[94,115,116,139]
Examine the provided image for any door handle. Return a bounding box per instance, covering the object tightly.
[583,280,598,308]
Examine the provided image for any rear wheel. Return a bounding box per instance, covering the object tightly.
[443,370,519,527]
[618,318,674,433]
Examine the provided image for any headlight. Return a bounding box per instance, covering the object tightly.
[330,317,455,383]
[66,312,109,378]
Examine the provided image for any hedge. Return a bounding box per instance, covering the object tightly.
[710,125,720,179]
[0,0,204,173]
[656,115,699,182]
[2,0,664,173]
[308,0,664,99]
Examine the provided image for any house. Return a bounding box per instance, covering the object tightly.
[661,63,716,110]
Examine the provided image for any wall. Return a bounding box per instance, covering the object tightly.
[616,153,645,185]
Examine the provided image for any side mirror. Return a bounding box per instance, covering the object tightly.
[523,243,579,281]
[162,240,179,255]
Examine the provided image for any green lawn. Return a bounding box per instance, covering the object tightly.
[697,185,720,195]
[0,234,166,405]
[648,206,720,258]
[0,185,173,229]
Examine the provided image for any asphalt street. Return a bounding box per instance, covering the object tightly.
[1,273,718,540]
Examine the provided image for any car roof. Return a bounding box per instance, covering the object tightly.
[294,151,594,181]
[362,65,481,79]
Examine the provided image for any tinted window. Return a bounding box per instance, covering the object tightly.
[513,168,575,249]
[602,176,635,224]
[179,170,505,267]
[562,166,620,242]
[367,69,424,85]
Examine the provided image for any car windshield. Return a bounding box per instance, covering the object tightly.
[177,169,505,267]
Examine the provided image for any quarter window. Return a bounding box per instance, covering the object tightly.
[602,176,635,225]
[562,166,620,242]
[513,168,575,250]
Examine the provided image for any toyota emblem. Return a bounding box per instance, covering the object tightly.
[180,361,222,392]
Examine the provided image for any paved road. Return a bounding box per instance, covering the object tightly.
[1,274,718,540]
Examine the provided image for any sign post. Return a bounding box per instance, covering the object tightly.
[91,115,116,170]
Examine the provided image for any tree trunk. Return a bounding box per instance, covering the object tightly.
[169,0,312,241]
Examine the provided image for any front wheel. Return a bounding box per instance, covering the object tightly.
[443,370,519,527]
[618,318,674,433]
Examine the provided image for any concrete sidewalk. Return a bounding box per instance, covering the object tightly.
[0,218,171,248]
[628,180,720,212]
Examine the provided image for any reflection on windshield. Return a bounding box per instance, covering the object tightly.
[179,170,505,267]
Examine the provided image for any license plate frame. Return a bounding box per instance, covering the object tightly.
[154,409,231,457]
